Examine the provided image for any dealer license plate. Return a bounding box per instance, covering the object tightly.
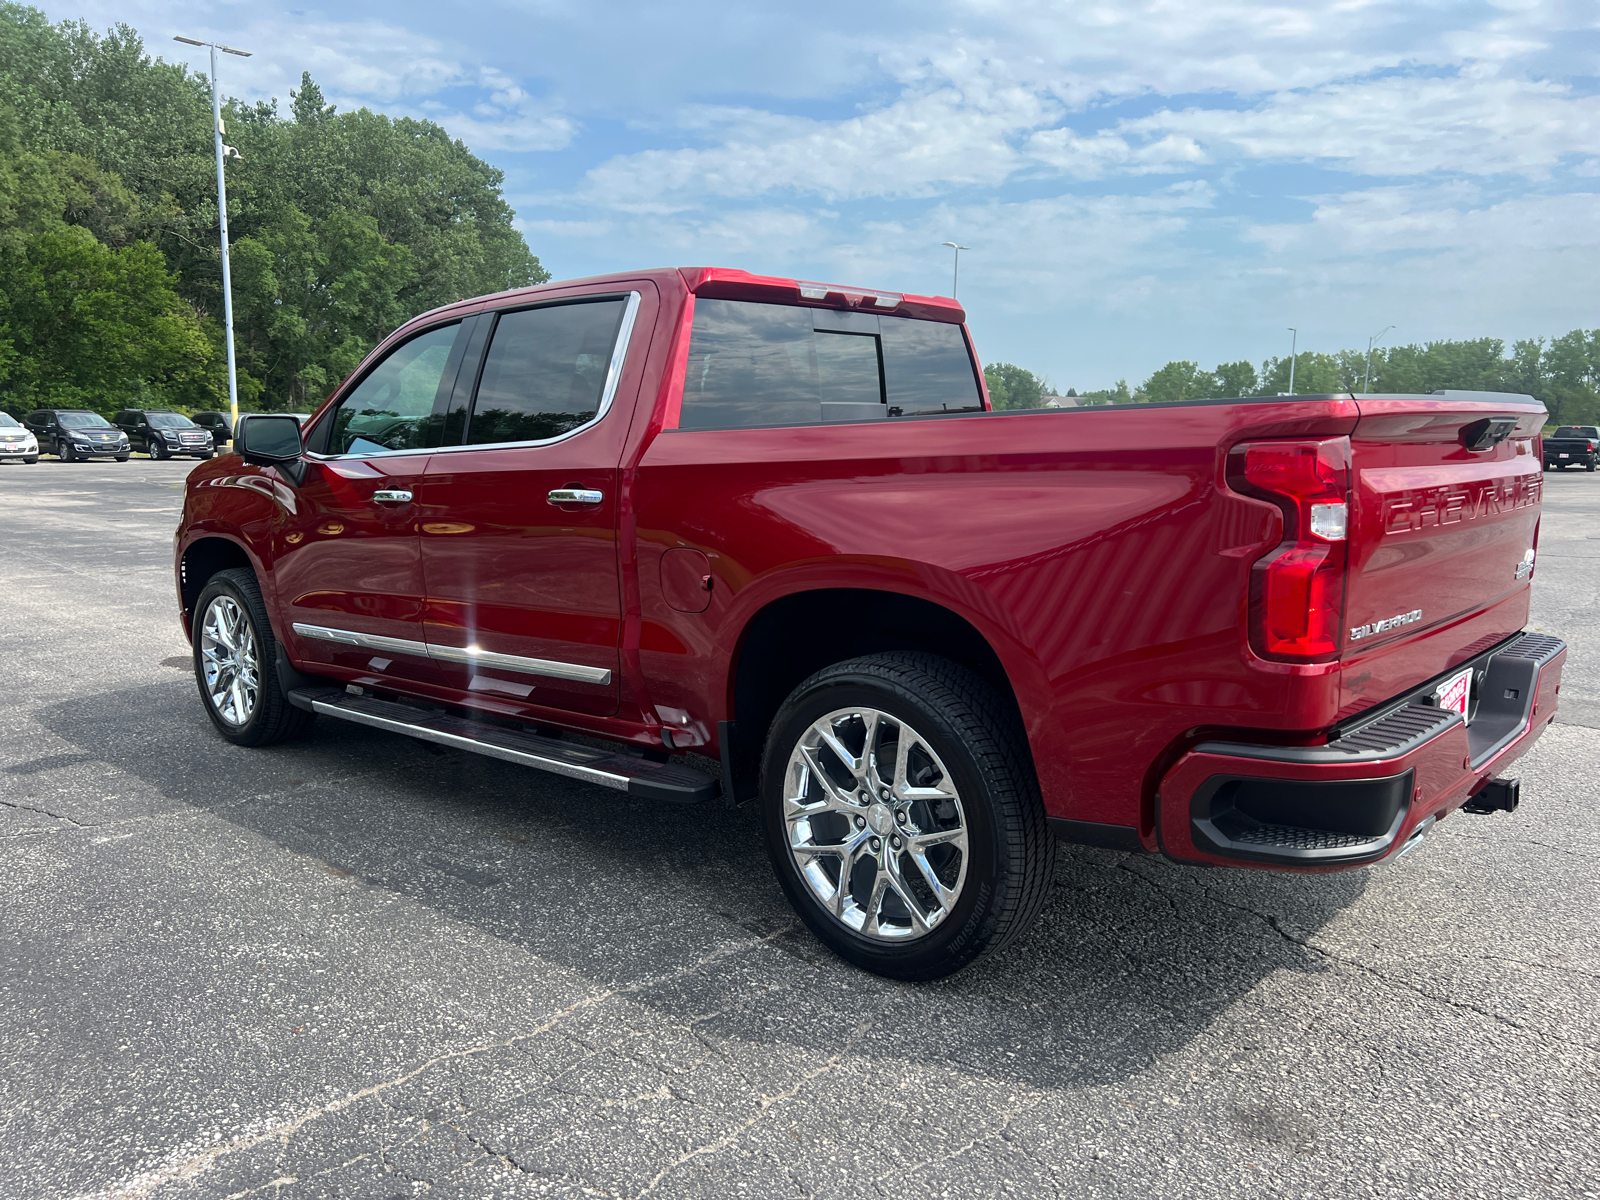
[1436,667,1472,723]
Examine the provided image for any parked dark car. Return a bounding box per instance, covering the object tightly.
[1543,425,1598,471]
[190,411,233,448]
[113,409,216,460]
[0,411,40,463]
[23,409,130,461]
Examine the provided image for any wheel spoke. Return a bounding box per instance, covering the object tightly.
[884,853,931,934]
[909,845,961,912]
[816,721,864,778]
[859,870,890,936]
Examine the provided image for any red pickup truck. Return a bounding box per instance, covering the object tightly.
[175,267,1566,980]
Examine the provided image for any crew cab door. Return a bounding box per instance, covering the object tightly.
[274,320,467,688]
[416,287,649,717]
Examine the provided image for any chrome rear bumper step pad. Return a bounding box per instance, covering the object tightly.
[287,686,717,803]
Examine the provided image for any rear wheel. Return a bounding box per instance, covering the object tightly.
[761,652,1054,980]
[192,567,314,746]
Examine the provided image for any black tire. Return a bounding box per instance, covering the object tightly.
[199,451,214,461]
[1587,460,1596,473]
[192,567,314,746]
[150,440,167,460]
[760,652,1054,981]
[58,440,73,463]
[114,455,129,463]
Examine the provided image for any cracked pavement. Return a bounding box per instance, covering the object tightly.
[1,459,1596,1200]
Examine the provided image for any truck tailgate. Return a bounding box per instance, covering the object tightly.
[1340,396,1547,718]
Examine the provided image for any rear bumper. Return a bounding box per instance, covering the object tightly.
[1156,632,1566,870]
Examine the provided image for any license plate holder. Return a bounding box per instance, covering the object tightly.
[1435,667,1472,724]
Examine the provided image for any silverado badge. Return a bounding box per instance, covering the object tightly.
[1349,609,1423,641]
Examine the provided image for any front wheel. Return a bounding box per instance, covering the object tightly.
[192,568,314,746]
[761,653,1055,981]
[150,440,167,460]
[58,441,73,462]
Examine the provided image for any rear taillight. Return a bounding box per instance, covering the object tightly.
[1230,437,1351,662]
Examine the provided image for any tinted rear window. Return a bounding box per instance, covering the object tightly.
[465,299,628,445]
[679,299,980,431]
[1553,427,1597,438]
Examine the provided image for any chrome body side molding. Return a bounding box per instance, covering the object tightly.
[292,622,613,686]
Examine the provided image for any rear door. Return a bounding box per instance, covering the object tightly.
[1341,396,1546,712]
[416,286,650,717]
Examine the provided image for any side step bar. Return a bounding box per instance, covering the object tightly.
[288,686,718,804]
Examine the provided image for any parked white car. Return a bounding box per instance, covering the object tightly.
[0,413,39,464]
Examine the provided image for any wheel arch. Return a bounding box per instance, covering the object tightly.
[178,535,256,633]
[720,586,1041,803]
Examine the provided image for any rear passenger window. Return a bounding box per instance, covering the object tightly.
[678,298,981,430]
[465,298,628,446]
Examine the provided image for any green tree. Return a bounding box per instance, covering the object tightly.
[1141,360,1217,404]
[1212,360,1258,397]
[984,361,1045,410]
[1259,351,1343,396]
[0,5,548,412]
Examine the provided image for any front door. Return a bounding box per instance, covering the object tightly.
[418,292,643,717]
[274,320,464,687]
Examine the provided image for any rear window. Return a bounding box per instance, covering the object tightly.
[465,299,629,446]
[1553,427,1597,438]
[679,299,981,431]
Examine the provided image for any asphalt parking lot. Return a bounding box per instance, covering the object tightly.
[1,456,1596,1200]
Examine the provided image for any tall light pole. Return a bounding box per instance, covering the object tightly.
[1286,327,1298,396]
[941,242,971,299]
[175,35,250,435]
[1363,325,1394,394]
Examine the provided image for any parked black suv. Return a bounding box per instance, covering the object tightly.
[190,411,233,448]
[23,409,130,461]
[113,410,215,460]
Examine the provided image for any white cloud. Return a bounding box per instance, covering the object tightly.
[1127,71,1600,178]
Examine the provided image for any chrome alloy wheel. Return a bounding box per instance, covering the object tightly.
[784,706,969,942]
[200,595,260,726]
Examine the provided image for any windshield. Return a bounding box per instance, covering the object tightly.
[147,412,196,428]
[0,414,18,428]
[59,412,112,428]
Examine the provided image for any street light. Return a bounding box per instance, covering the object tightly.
[941,242,971,299]
[175,35,251,436]
[1363,325,1394,394]
[1286,327,1298,396]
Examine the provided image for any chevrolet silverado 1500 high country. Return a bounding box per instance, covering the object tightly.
[174,267,1567,980]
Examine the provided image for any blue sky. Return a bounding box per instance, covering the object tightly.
[46,0,1600,391]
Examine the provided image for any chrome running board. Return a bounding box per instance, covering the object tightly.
[287,686,716,803]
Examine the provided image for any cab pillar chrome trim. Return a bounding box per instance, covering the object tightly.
[291,622,613,686]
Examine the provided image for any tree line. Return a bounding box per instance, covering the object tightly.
[0,4,545,417]
[987,330,1600,425]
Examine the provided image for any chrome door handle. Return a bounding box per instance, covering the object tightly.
[373,489,413,504]
[548,488,604,505]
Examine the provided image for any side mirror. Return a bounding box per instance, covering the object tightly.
[235,414,304,465]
